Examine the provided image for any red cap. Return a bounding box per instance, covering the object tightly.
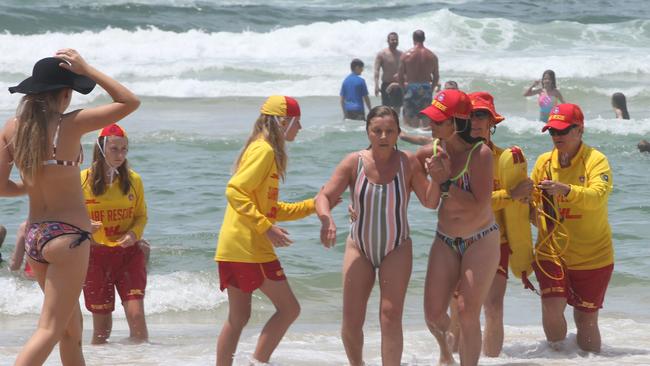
[99,124,127,138]
[469,92,504,124]
[541,104,584,132]
[420,89,471,124]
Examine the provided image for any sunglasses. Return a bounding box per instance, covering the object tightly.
[548,124,577,136]
[471,110,491,119]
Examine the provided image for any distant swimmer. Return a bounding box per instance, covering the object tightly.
[316,106,436,366]
[340,58,371,121]
[374,32,403,113]
[611,92,630,119]
[524,69,564,122]
[531,104,614,353]
[398,30,439,128]
[638,139,650,153]
[399,80,458,146]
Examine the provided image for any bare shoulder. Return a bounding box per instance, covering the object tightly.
[1,116,18,138]
[340,151,361,170]
[474,143,494,162]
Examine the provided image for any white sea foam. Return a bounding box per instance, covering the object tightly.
[1,9,649,107]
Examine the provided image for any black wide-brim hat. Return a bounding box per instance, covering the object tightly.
[8,57,96,95]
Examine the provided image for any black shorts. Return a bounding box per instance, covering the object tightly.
[344,110,366,121]
[381,82,403,108]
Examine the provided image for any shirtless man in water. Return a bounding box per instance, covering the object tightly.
[374,32,403,113]
[398,30,439,128]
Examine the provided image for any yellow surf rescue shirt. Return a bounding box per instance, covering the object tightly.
[489,144,509,244]
[215,138,315,263]
[81,169,148,247]
[531,143,614,270]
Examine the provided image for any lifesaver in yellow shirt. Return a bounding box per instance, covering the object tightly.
[498,146,533,279]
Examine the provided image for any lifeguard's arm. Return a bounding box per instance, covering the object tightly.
[0,119,25,197]
[55,49,140,135]
[130,174,148,239]
[529,154,547,227]
[9,221,27,271]
[374,53,382,96]
[447,145,494,207]
[564,154,612,210]
[492,189,511,211]
[431,53,439,90]
[406,151,436,209]
[276,199,316,221]
[315,153,356,246]
[225,143,275,234]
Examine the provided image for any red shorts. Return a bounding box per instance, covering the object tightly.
[496,242,511,278]
[533,260,613,313]
[83,243,147,314]
[218,260,286,293]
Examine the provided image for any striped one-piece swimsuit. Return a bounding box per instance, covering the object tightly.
[350,153,410,268]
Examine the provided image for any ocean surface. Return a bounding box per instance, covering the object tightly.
[1,0,650,365]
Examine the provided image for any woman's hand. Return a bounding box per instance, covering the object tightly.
[426,151,451,184]
[319,215,337,248]
[116,231,137,248]
[265,225,293,247]
[54,48,91,76]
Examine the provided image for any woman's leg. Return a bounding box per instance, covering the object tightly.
[14,236,89,366]
[216,286,252,366]
[377,241,412,366]
[90,313,112,344]
[456,230,499,366]
[423,239,460,366]
[341,243,376,366]
[482,273,506,356]
[253,279,301,363]
[123,299,148,343]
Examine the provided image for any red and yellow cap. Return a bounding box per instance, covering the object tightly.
[260,95,301,117]
[469,92,505,124]
[420,89,471,124]
[541,103,584,132]
[99,124,127,138]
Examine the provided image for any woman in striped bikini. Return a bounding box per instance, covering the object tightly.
[418,89,500,366]
[316,106,436,366]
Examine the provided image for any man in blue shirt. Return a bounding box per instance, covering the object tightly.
[340,59,371,121]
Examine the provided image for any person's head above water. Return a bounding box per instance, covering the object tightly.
[365,106,401,150]
[611,92,630,120]
[387,32,399,50]
[541,69,557,90]
[413,30,425,44]
[443,80,458,90]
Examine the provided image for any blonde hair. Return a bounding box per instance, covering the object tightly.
[13,91,62,184]
[233,114,287,180]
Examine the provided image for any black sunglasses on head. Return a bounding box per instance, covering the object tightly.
[548,124,577,136]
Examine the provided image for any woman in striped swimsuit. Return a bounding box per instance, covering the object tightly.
[316,106,436,366]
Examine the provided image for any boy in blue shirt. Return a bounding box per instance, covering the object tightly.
[340,59,371,120]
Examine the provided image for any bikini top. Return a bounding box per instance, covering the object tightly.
[432,138,483,192]
[43,116,83,167]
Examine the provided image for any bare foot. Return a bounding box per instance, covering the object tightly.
[434,330,456,365]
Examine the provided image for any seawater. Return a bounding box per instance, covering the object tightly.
[1,1,650,364]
